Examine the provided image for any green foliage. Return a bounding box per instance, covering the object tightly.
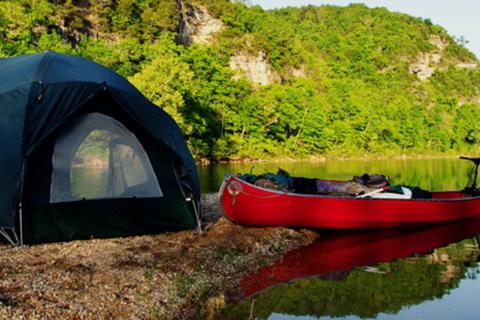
[130,35,195,135]
[1,0,479,159]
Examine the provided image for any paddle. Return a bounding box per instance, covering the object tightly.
[356,187,389,198]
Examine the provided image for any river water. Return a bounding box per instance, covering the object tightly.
[201,158,480,320]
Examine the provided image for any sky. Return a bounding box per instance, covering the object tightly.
[249,0,480,59]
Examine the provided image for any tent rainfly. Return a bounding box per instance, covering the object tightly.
[0,52,201,245]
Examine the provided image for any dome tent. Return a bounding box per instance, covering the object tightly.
[0,51,201,245]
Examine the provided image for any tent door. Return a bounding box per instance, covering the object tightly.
[50,112,163,203]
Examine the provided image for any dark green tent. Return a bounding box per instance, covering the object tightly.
[0,52,201,245]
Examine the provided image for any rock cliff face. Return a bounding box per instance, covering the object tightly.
[177,1,223,45]
[409,35,448,81]
[289,67,306,78]
[456,62,478,70]
[176,3,282,86]
[229,51,280,86]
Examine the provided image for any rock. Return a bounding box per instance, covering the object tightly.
[409,52,435,81]
[430,51,442,64]
[201,193,222,224]
[457,97,480,106]
[229,50,280,86]
[456,62,478,70]
[409,35,448,81]
[429,35,448,51]
[178,2,223,45]
[408,52,435,81]
[288,66,307,78]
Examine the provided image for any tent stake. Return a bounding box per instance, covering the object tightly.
[19,202,24,246]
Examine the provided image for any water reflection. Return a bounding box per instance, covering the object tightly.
[222,218,480,319]
[198,158,473,193]
[71,167,108,198]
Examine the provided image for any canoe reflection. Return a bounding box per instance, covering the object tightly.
[240,218,480,299]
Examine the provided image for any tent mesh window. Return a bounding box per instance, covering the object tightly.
[50,113,163,203]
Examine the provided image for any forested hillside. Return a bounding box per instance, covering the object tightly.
[1,0,480,160]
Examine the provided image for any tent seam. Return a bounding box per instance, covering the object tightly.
[18,52,56,203]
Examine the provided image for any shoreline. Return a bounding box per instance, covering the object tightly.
[196,153,466,166]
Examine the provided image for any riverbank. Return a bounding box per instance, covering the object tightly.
[0,194,319,319]
[196,153,466,166]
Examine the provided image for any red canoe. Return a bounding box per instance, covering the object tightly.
[220,175,480,229]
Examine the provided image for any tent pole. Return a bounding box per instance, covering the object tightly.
[187,196,202,234]
[193,198,202,235]
[0,229,14,246]
[19,202,24,246]
[11,228,19,246]
[0,228,18,246]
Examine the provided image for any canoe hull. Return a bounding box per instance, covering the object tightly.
[220,176,480,229]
